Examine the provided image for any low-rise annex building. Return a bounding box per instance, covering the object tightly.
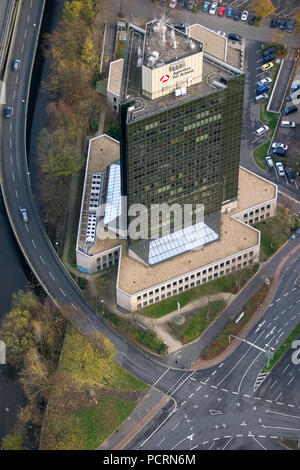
[75,133,277,312]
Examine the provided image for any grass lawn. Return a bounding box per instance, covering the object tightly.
[201,284,270,360]
[40,326,148,450]
[167,300,226,344]
[104,311,167,355]
[264,324,300,371]
[253,141,271,170]
[139,265,259,319]
[253,207,300,261]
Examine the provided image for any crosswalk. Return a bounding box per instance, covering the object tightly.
[253,369,269,393]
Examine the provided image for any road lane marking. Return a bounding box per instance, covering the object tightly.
[39,256,45,264]
[59,288,66,296]
[31,240,36,248]
[153,368,169,387]
[15,189,18,199]
[49,272,55,281]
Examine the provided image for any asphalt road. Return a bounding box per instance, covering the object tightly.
[127,258,300,450]
[1,0,300,451]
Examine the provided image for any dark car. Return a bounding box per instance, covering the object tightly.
[173,23,186,31]
[233,10,241,20]
[226,7,234,17]
[4,106,12,118]
[159,0,167,5]
[286,19,295,32]
[186,0,196,9]
[271,147,286,157]
[263,54,276,63]
[278,19,286,29]
[282,104,298,116]
[227,33,242,42]
[248,13,256,25]
[286,94,293,101]
[270,17,278,28]
[284,166,295,183]
[291,84,300,93]
[178,0,185,8]
[263,46,277,57]
[256,84,270,94]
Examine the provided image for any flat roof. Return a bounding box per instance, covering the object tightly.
[107,59,124,96]
[120,23,243,123]
[234,167,277,213]
[77,135,120,252]
[144,20,203,69]
[189,24,227,62]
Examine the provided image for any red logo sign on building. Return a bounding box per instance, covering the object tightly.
[160,74,170,83]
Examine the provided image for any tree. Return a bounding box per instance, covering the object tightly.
[2,432,25,450]
[19,348,49,402]
[252,0,275,18]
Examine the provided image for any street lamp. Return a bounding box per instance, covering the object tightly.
[100,299,104,315]
[187,433,194,450]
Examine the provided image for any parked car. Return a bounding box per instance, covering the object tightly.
[281,120,295,128]
[278,19,286,29]
[226,7,234,18]
[260,62,274,71]
[178,0,185,8]
[169,0,177,8]
[4,106,12,118]
[159,0,167,5]
[284,166,295,183]
[256,84,270,94]
[186,0,195,9]
[275,161,285,176]
[270,17,278,28]
[241,10,248,21]
[255,93,269,103]
[291,84,300,93]
[257,77,272,87]
[286,94,293,101]
[263,54,276,64]
[214,30,226,37]
[202,1,210,12]
[272,142,288,151]
[227,33,242,42]
[271,147,286,157]
[265,156,274,169]
[263,46,277,57]
[209,2,218,14]
[12,59,20,71]
[173,23,186,31]
[254,125,269,137]
[286,19,295,33]
[282,104,298,116]
[233,10,241,20]
[218,6,226,16]
[248,13,256,25]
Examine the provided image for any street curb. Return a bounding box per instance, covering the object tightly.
[191,240,300,370]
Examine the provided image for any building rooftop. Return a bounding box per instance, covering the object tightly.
[234,167,277,213]
[189,24,227,62]
[107,59,124,97]
[76,135,120,253]
[143,20,203,69]
[120,23,243,123]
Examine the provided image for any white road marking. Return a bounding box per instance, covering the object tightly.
[59,288,66,296]
[287,377,294,386]
[15,189,18,199]
[71,303,78,310]
[31,240,36,248]
[39,256,45,264]
[49,272,55,281]
[153,368,169,387]
[171,422,180,432]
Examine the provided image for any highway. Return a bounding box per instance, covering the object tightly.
[0,0,300,451]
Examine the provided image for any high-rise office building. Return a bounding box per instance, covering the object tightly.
[118,20,245,265]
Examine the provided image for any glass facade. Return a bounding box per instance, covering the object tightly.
[120,73,244,242]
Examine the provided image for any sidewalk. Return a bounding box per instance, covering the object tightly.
[97,387,172,450]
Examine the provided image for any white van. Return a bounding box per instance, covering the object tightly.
[280,120,295,128]
[254,125,269,137]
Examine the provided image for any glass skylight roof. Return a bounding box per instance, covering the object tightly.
[148,221,219,265]
[103,163,121,225]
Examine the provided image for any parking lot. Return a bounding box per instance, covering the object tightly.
[222,0,298,20]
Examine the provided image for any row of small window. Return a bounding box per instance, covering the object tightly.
[136,255,254,301]
[245,214,270,224]
[96,251,119,268]
[243,205,271,219]
[136,261,253,308]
